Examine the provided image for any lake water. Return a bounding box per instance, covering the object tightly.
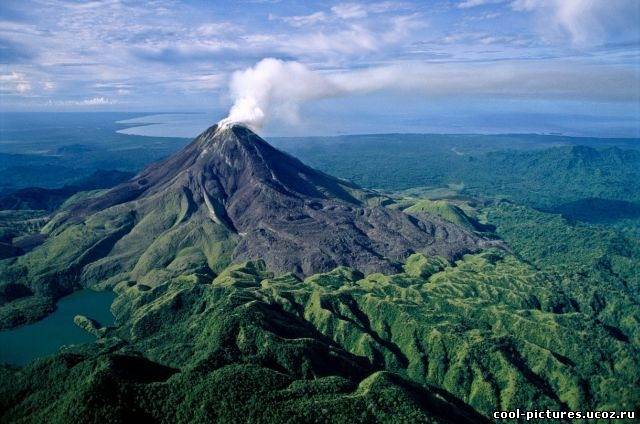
[0,290,115,366]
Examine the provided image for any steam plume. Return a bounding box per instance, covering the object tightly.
[219,58,638,130]
[218,58,342,130]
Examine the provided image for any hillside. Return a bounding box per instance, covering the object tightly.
[0,170,133,211]
[2,249,637,422]
[278,136,640,209]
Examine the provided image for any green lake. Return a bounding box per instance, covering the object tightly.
[0,290,115,366]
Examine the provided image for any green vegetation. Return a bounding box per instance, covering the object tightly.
[484,202,640,345]
[278,135,640,210]
[404,199,480,231]
[2,251,637,422]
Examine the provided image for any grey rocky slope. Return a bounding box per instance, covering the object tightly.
[72,123,491,274]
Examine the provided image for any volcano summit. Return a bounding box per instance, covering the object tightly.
[0,124,491,326]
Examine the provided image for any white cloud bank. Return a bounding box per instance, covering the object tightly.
[47,97,118,107]
[456,0,639,45]
[511,0,639,45]
[0,72,32,93]
[220,58,640,130]
[457,0,505,9]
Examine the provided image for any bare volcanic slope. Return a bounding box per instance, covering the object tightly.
[0,124,491,324]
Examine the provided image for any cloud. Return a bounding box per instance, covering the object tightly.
[0,71,31,93]
[331,2,411,19]
[0,38,36,62]
[81,96,116,105]
[1,0,637,115]
[457,0,506,9]
[458,0,640,46]
[94,82,132,89]
[511,0,640,45]
[270,2,413,31]
[167,74,225,92]
[438,31,525,47]
[0,19,43,63]
[272,13,423,58]
[275,12,328,27]
[264,3,419,56]
[220,58,640,130]
[47,96,118,106]
[196,22,243,36]
[286,25,378,55]
[463,11,502,21]
[331,3,369,19]
[134,9,423,64]
[330,61,639,101]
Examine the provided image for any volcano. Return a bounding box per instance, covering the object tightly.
[1,124,491,314]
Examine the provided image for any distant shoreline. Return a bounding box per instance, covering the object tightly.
[1,111,637,139]
[114,112,640,140]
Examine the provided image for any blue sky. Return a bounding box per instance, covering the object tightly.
[1,0,639,136]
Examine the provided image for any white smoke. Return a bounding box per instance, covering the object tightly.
[219,58,639,130]
[218,58,343,130]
